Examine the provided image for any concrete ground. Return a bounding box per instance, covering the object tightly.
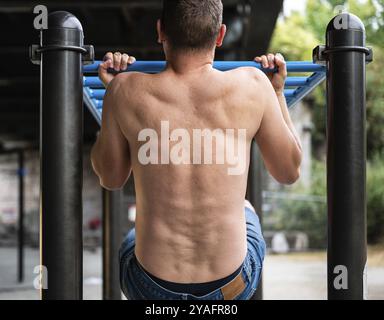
[263,250,384,300]
[0,247,103,300]
[0,247,383,300]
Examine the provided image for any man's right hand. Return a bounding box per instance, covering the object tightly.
[98,52,136,88]
[254,53,287,95]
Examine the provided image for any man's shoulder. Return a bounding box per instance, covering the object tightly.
[225,66,266,84]
[109,71,153,100]
[224,66,269,94]
[113,71,150,87]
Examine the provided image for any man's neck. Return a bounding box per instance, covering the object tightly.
[165,49,215,74]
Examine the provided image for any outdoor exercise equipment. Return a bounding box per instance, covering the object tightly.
[83,61,326,125]
[30,11,372,300]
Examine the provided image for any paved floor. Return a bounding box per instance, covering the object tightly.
[0,248,383,300]
[264,253,384,300]
[0,247,103,300]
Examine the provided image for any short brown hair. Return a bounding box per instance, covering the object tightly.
[161,0,223,51]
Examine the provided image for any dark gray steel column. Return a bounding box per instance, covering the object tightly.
[325,13,370,300]
[102,189,123,300]
[18,150,25,283]
[40,11,84,300]
[247,140,264,300]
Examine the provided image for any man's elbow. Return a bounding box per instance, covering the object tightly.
[90,147,102,177]
[278,168,301,185]
[285,169,301,185]
[99,177,127,191]
[282,148,302,185]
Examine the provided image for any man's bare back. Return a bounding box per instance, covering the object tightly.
[91,0,302,299]
[109,65,264,283]
[91,50,303,286]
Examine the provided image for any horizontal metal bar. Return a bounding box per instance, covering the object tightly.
[83,62,326,126]
[83,92,102,126]
[86,88,106,100]
[84,77,103,87]
[287,71,326,108]
[285,77,309,87]
[84,76,312,89]
[87,88,298,106]
[93,99,103,109]
[83,61,326,74]
[284,89,296,98]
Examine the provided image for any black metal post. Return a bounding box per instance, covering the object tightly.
[17,150,25,283]
[39,11,85,300]
[247,140,264,300]
[323,13,371,300]
[102,189,123,300]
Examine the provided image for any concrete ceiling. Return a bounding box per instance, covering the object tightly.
[0,0,284,148]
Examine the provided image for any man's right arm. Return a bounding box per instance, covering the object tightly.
[254,53,302,185]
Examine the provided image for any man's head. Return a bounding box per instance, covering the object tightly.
[158,0,226,53]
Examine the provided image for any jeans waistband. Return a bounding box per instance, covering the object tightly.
[133,252,251,300]
[140,259,243,297]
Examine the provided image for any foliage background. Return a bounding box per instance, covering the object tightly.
[266,0,384,246]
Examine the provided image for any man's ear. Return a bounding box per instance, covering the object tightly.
[157,19,165,44]
[216,24,227,47]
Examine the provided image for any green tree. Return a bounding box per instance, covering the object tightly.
[270,12,319,61]
[270,0,384,159]
[267,0,384,245]
[367,158,384,242]
[271,161,327,249]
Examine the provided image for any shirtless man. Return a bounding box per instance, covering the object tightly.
[91,0,302,300]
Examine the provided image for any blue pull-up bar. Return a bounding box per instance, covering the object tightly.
[84,60,326,74]
[84,75,311,88]
[83,60,326,123]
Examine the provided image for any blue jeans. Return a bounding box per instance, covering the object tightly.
[119,204,266,300]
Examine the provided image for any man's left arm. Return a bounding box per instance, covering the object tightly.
[91,77,132,190]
